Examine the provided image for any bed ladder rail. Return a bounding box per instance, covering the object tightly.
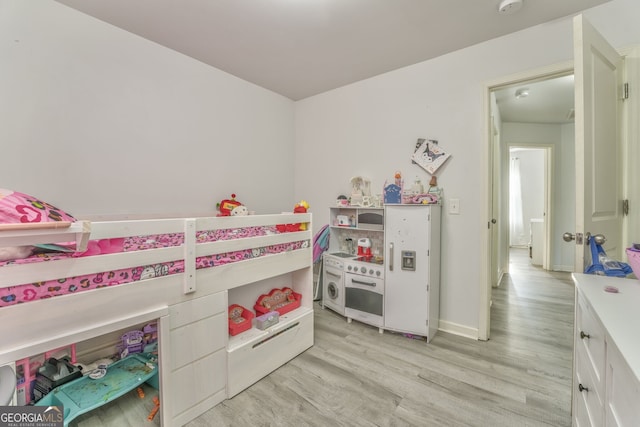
[183,218,196,294]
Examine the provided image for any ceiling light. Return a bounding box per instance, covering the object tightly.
[498,0,524,15]
[515,88,529,99]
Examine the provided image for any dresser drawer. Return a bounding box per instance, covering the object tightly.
[576,293,605,397]
[606,341,640,426]
[574,345,604,427]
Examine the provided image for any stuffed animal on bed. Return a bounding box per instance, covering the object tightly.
[231,205,248,216]
[0,246,34,262]
[217,194,245,216]
[293,200,309,230]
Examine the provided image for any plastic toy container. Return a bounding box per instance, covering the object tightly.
[626,248,640,278]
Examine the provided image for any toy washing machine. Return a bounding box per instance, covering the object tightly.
[0,362,16,405]
[322,254,346,315]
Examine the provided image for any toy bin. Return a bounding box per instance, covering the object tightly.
[228,304,254,336]
[626,247,640,278]
[254,287,302,316]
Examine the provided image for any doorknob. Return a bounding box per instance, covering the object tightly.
[563,232,605,245]
[491,218,497,224]
[586,233,606,245]
[563,232,584,244]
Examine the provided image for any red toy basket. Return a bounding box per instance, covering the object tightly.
[228,304,254,336]
[254,287,301,316]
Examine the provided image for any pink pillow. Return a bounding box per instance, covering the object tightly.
[71,238,125,257]
[0,189,76,224]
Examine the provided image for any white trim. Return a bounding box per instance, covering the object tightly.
[438,321,478,340]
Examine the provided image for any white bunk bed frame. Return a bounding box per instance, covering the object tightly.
[0,213,313,426]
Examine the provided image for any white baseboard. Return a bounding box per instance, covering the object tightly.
[438,320,479,340]
[493,270,505,288]
[552,264,574,272]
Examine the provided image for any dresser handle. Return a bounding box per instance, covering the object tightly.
[580,331,590,339]
[578,383,589,393]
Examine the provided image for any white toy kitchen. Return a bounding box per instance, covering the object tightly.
[322,204,441,341]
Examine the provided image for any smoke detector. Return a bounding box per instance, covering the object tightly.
[515,88,529,99]
[498,0,523,15]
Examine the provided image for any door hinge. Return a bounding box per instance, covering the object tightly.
[623,199,629,216]
[623,82,630,100]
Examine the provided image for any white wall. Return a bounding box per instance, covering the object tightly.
[0,1,296,218]
[294,0,640,337]
[2,0,638,338]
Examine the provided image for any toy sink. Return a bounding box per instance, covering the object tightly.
[35,353,158,426]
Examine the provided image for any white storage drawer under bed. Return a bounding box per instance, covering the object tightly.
[227,308,314,397]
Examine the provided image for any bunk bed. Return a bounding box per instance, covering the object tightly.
[0,212,313,426]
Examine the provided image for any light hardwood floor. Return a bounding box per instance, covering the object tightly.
[188,248,575,427]
[67,248,574,426]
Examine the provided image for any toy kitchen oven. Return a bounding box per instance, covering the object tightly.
[344,255,384,332]
[322,251,384,331]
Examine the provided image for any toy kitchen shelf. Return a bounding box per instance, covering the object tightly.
[329,207,384,231]
[328,207,384,255]
[35,353,158,426]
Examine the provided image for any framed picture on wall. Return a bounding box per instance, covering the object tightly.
[411,138,451,174]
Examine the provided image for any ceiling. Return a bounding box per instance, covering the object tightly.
[55,0,610,102]
[494,73,575,124]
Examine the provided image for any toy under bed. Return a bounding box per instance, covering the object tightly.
[0,224,308,307]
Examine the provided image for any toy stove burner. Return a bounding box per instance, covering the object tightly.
[345,257,384,278]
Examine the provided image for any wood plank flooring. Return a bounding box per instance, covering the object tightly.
[188,248,575,427]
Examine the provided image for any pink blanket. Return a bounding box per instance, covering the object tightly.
[1,226,307,307]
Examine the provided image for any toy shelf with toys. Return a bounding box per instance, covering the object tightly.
[13,321,162,426]
[0,189,313,426]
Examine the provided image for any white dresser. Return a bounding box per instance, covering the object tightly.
[572,273,640,426]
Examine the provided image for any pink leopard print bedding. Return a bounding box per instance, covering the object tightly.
[0,226,308,307]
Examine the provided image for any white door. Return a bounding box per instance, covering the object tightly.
[573,14,623,271]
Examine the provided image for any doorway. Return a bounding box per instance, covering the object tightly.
[480,64,576,340]
[509,146,550,269]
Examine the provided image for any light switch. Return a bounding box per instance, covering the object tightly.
[449,198,460,214]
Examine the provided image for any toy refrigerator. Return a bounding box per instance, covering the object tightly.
[383,205,441,342]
